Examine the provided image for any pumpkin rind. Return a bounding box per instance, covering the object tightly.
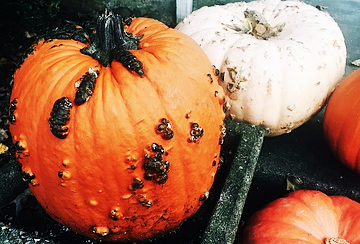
[323,68,360,175]
[241,190,360,243]
[176,0,346,136]
[10,16,225,242]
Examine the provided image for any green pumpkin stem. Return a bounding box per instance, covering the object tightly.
[81,11,144,76]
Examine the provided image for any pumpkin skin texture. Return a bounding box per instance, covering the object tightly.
[240,190,360,244]
[10,14,225,242]
[176,0,346,136]
[323,68,360,175]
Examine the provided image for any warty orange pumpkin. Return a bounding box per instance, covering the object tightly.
[9,12,225,242]
[240,190,360,244]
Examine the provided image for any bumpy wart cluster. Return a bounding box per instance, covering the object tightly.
[48,97,73,139]
[143,143,170,184]
[189,122,204,143]
[74,68,99,105]
[156,118,174,140]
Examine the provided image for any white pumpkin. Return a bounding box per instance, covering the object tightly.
[176,0,346,136]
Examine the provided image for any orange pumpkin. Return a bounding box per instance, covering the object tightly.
[9,12,225,242]
[240,190,360,243]
[323,68,360,175]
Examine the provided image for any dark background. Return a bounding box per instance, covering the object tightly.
[0,0,360,243]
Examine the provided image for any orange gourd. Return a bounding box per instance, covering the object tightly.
[240,190,360,243]
[9,12,225,242]
[323,68,360,175]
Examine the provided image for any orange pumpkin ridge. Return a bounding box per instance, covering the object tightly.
[323,69,360,174]
[240,190,360,244]
[10,12,225,242]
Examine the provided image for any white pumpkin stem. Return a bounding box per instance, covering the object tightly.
[324,237,350,244]
[243,10,285,40]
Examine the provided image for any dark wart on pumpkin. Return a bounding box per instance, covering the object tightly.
[74,67,99,105]
[143,143,170,184]
[189,122,204,143]
[48,97,72,139]
[132,177,145,191]
[13,141,25,157]
[156,118,174,140]
[137,194,153,208]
